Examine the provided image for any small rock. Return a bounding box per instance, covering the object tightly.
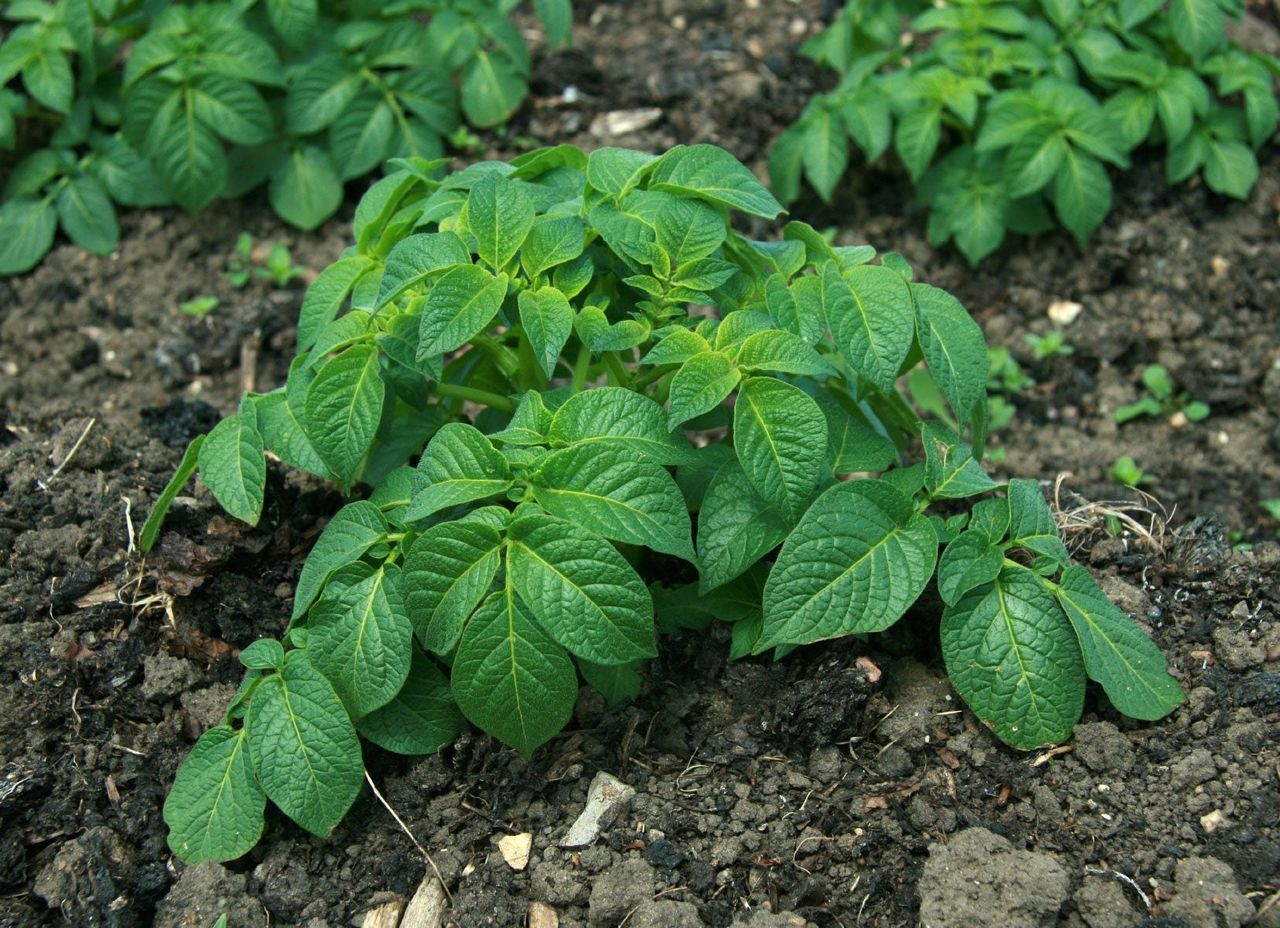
[588,858,656,927]
[1048,300,1083,325]
[807,746,841,782]
[918,827,1069,928]
[1073,722,1134,775]
[590,108,663,138]
[1165,857,1254,928]
[498,833,533,870]
[529,901,559,928]
[562,772,636,847]
[400,877,447,928]
[732,911,809,927]
[880,659,951,751]
[142,654,199,700]
[1199,810,1227,833]
[876,744,914,778]
[154,861,264,928]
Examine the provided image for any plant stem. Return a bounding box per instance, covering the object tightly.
[603,352,630,387]
[570,342,592,392]
[433,382,516,412]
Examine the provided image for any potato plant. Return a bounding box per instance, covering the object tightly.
[771,0,1280,263]
[145,145,1184,864]
[0,0,570,274]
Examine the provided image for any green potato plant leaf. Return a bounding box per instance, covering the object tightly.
[155,146,1182,866]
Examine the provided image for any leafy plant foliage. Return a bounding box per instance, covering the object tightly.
[770,0,1280,263]
[149,145,1183,863]
[0,0,569,275]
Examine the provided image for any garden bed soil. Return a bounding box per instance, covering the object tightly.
[1,1,1278,925]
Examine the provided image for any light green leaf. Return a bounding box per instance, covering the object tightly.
[529,443,696,560]
[653,196,726,264]
[912,283,987,423]
[270,146,342,231]
[921,423,1001,500]
[247,651,363,836]
[759,479,937,649]
[304,345,384,483]
[647,144,784,218]
[1053,148,1111,245]
[164,725,265,864]
[508,509,657,664]
[1203,138,1258,199]
[520,216,586,279]
[358,646,460,755]
[141,435,204,552]
[23,48,73,113]
[461,50,526,127]
[376,231,471,309]
[239,639,285,671]
[464,172,535,270]
[403,519,503,654]
[1169,0,1223,59]
[56,173,118,254]
[733,377,827,523]
[198,413,265,525]
[697,461,789,592]
[1007,478,1069,566]
[667,351,740,428]
[452,589,577,754]
[802,108,848,201]
[255,390,328,477]
[298,255,373,351]
[737,329,835,377]
[310,563,413,717]
[417,265,508,360]
[895,106,942,181]
[937,530,1005,606]
[640,327,710,366]
[586,147,656,199]
[518,288,574,379]
[406,423,512,522]
[825,262,915,394]
[941,567,1084,748]
[550,387,695,465]
[292,501,389,619]
[1052,565,1184,720]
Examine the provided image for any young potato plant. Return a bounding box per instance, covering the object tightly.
[0,0,570,275]
[145,145,1184,864]
[771,0,1280,263]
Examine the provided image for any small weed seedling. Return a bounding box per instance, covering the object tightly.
[988,347,1034,395]
[1263,499,1280,537]
[178,295,221,318]
[1026,330,1074,361]
[225,235,306,289]
[1115,364,1209,425]
[1111,455,1154,487]
[259,243,306,288]
[145,146,1183,865]
[224,234,256,289]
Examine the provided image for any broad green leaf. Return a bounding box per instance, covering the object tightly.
[941,567,1085,748]
[491,390,553,445]
[697,461,789,592]
[653,196,726,264]
[266,0,317,46]
[270,146,342,231]
[0,195,57,273]
[452,590,576,754]
[1053,148,1111,245]
[465,172,535,270]
[191,77,272,146]
[239,639,285,671]
[1052,565,1184,720]
[304,345,384,483]
[255,389,328,477]
[579,659,643,706]
[286,56,362,134]
[1203,138,1258,199]
[403,519,503,654]
[895,106,942,181]
[641,327,710,366]
[1005,126,1067,197]
[969,496,1011,543]
[407,423,512,521]
[937,530,1005,605]
[550,387,694,465]
[737,329,835,377]
[767,123,805,205]
[56,173,117,254]
[359,646,460,754]
[586,147,656,199]
[1007,478,1069,566]
[802,108,848,202]
[198,413,265,525]
[376,232,471,309]
[733,377,827,523]
[141,435,205,552]
[520,216,586,279]
[298,256,373,351]
[667,351,740,428]
[534,0,573,46]
[88,134,169,208]
[825,262,915,394]
[1104,88,1157,149]
[529,443,695,560]
[508,509,657,664]
[759,479,937,649]
[293,501,388,620]
[913,283,987,423]
[821,397,897,473]
[574,306,650,352]
[647,144,784,218]
[310,563,413,717]
[164,725,264,864]
[247,651,363,836]
[147,96,228,214]
[306,311,374,367]
[1169,0,1222,59]
[921,423,1001,500]
[23,48,73,114]
[461,50,526,127]
[330,95,394,180]
[518,288,574,379]
[841,89,893,162]
[417,265,508,359]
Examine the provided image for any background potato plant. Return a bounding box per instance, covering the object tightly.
[770,0,1280,263]
[144,144,1184,865]
[0,0,570,274]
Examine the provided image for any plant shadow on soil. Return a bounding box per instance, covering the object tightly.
[0,1,1278,925]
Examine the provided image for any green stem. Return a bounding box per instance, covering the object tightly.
[570,342,592,392]
[433,382,516,412]
[603,352,630,387]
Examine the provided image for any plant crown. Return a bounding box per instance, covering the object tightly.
[146,144,1184,865]
[0,0,570,275]
[770,0,1280,263]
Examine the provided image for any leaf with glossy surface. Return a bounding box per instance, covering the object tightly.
[550,388,694,465]
[417,265,508,359]
[825,263,915,394]
[198,413,265,525]
[304,345,384,483]
[518,287,574,379]
[913,283,986,423]
[937,530,1005,606]
[403,519,503,654]
[697,461,789,592]
[407,423,512,522]
[647,144,784,218]
[667,351,740,428]
[733,377,827,523]
[164,725,264,864]
[1007,479,1069,566]
[376,232,470,309]
[464,172,535,271]
[292,500,388,620]
[358,646,460,754]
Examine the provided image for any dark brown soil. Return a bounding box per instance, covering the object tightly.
[0,1,1277,926]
